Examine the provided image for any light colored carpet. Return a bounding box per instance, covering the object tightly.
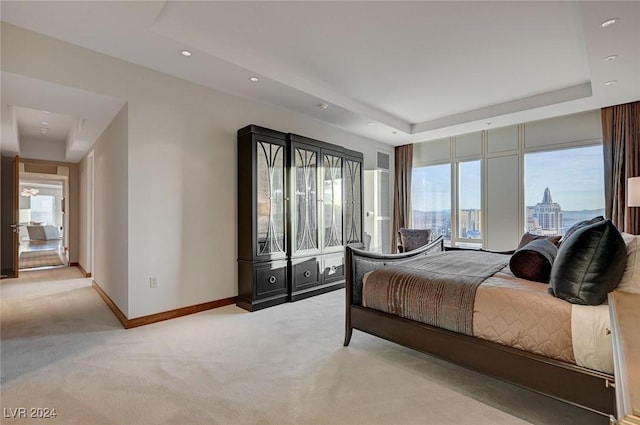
[18,250,66,269]
[0,272,607,425]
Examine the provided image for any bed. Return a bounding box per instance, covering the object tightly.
[343,235,626,417]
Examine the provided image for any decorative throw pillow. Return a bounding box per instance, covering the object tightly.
[509,239,558,283]
[617,233,640,293]
[516,232,562,250]
[550,220,627,305]
[560,216,605,245]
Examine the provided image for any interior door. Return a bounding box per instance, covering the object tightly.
[1,155,20,278]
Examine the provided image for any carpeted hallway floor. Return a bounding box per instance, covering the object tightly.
[18,250,66,269]
[1,269,607,425]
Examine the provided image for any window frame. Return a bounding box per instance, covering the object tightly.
[454,158,483,246]
[411,129,602,250]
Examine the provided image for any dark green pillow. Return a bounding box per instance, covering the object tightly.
[550,219,627,305]
[560,216,604,245]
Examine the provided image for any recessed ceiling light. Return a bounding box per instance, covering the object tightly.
[41,121,49,125]
[601,18,619,28]
[604,80,618,86]
[318,103,329,110]
[40,128,49,133]
[42,110,50,114]
[602,55,618,62]
[249,77,259,82]
[180,50,192,57]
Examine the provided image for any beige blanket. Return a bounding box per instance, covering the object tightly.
[362,251,508,335]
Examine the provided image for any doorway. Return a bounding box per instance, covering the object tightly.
[18,175,68,271]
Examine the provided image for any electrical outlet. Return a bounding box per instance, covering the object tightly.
[149,277,158,288]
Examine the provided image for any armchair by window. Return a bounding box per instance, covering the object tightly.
[397,228,432,253]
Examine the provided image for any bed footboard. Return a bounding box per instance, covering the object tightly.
[344,236,444,346]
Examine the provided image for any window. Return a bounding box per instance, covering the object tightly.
[524,145,604,236]
[457,160,482,240]
[30,195,56,225]
[411,163,451,240]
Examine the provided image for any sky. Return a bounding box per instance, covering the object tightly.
[524,145,604,211]
[412,163,451,212]
[412,145,604,212]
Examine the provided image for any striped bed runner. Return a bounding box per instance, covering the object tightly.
[362,251,509,335]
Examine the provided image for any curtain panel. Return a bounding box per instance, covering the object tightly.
[602,101,640,234]
[392,144,414,252]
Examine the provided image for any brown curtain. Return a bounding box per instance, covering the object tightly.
[392,144,414,252]
[602,101,640,234]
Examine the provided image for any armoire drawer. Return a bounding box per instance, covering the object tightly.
[322,254,345,283]
[255,263,287,297]
[291,257,320,290]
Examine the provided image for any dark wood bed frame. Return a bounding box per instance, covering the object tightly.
[343,237,616,417]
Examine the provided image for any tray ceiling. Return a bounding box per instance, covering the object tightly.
[1,1,639,147]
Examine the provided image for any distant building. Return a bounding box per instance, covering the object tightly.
[460,209,481,238]
[526,206,540,233]
[531,187,563,235]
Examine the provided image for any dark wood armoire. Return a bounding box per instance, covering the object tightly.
[237,125,363,311]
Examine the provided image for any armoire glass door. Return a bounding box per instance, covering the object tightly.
[293,146,319,253]
[256,141,285,257]
[344,159,362,244]
[323,154,343,249]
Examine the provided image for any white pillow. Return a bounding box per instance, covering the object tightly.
[617,232,640,293]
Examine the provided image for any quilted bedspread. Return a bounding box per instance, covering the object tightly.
[474,267,575,364]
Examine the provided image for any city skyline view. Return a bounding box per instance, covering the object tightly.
[524,145,604,211]
[412,145,605,238]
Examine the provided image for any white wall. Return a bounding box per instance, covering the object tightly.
[19,139,67,162]
[89,104,128,316]
[78,152,93,275]
[2,23,392,318]
[78,155,88,272]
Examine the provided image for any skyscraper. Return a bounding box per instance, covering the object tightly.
[532,187,563,235]
[459,209,481,238]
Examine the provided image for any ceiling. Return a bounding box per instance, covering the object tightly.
[15,107,75,145]
[1,72,125,162]
[1,1,639,155]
